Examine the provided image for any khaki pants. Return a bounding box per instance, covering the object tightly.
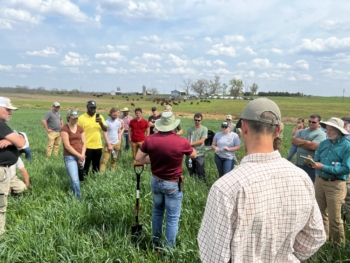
[0,167,11,235]
[46,131,61,156]
[131,141,143,164]
[100,142,121,172]
[10,176,27,194]
[343,176,350,221]
[315,176,347,244]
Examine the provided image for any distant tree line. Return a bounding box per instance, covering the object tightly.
[181,76,259,97]
[257,91,305,97]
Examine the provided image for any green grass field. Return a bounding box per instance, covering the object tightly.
[1,96,350,262]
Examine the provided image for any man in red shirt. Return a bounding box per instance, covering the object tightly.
[136,111,196,250]
[129,108,150,163]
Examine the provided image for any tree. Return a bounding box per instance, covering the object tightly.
[250,83,259,95]
[222,83,228,95]
[181,79,192,95]
[147,88,159,95]
[208,75,221,95]
[190,79,209,97]
[229,78,243,97]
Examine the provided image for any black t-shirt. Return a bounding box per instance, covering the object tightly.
[0,120,19,165]
[148,114,161,134]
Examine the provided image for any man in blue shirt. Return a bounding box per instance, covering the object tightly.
[312,117,350,245]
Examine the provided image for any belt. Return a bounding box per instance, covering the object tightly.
[0,165,9,168]
[319,176,344,182]
[152,175,178,182]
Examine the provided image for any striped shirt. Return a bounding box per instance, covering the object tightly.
[198,151,326,263]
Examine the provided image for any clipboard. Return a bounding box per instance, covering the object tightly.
[300,155,315,165]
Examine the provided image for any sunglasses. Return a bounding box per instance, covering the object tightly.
[226,119,231,121]
[55,106,60,108]
[308,120,318,124]
[194,119,202,122]
[221,126,228,128]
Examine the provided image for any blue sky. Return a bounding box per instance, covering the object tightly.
[1,0,350,96]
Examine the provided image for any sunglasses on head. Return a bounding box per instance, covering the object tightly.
[308,120,318,124]
[194,119,201,122]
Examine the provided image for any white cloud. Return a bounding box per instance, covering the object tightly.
[160,43,183,51]
[142,53,162,60]
[0,19,12,29]
[321,68,332,74]
[184,36,194,40]
[140,35,161,43]
[167,67,197,74]
[244,46,257,56]
[270,48,283,55]
[292,37,350,54]
[105,67,128,74]
[0,64,12,71]
[2,8,44,25]
[207,43,236,57]
[38,64,56,71]
[26,47,59,57]
[223,35,245,43]
[298,74,312,81]
[294,60,309,70]
[60,52,88,66]
[213,59,227,66]
[277,63,292,69]
[16,64,32,70]
[67,67,80,74]
[203,68,231,75]
[320,20,342,32]
[91,69,101,74]
[100,61,107,65]
[247,71,255,77]
[95,52,126,61]
[288,76,297,81]
[106,45,130,51]
[270,73,283,78]
[168,54,188,67]
[204,37,213,43]
[258,72,270,78]
[192,58,212,67]
[251,58,272,69]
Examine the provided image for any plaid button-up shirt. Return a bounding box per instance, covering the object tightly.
[198,151,325,263]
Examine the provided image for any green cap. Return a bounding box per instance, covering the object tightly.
[236,98,281,128]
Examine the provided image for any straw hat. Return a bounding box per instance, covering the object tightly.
[155,112,180,132]
[121,107,130,112]
[320,117,349,135]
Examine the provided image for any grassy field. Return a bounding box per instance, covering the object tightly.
[1,95,350,262]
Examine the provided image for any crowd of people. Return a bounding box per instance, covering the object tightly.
[1,95,350,262]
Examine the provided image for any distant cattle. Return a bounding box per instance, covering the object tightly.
[131,103,135,107]
[127,99,129,101]
[140,96,143,99]
[136,99,139,101]
[173,102,178,106]
[190,102,193,105]
[112,97,114,99]
[197,102,199,105]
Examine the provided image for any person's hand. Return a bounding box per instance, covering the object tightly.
[107,144,113,151]
[78,154,85,163]
[0,139,12,148]
[214,147,220,153]
[47,128,52,133]
[313,162,323,170]
[223,146,229,151]
[96,117,102,124]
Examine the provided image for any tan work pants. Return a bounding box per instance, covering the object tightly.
[131,141,143,164]
[0,167,11,235]
[100,142,121,173]
[315,176,347,244]
[46,131,61,156]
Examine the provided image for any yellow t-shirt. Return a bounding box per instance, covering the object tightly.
[77,113,106,149]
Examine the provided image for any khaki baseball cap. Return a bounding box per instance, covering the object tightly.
[0,97,18,110]
[164,105,172,112]
[236,98,281,128]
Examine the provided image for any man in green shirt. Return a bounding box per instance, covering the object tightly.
[186,113,208,182]
[292,114,326,182]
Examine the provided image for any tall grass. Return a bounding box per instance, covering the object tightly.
[1,108,349,262]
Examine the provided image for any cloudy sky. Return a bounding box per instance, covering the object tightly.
[1,0,350,96]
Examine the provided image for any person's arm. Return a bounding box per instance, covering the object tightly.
[60,119,64,127]
[198,184,236,263]
[292,126,300,136]
[18,167,30,188]
[96,116,107,132]
[211,134,220,153]
[145,122,150,137]
[103,131,113,151]
[191,137,206,147]
[176,128,183,136]
[41,119,52,132]
[60,131,84,160]
[3,133,25,148]
[128,126,133,142]
[118,121,124,142]
[189,148,197,159]
[293,199,326,260]
[135,149,151,164]
[80,132,86,163]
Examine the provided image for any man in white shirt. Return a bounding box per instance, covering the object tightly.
[9,157,30,194]
[198,98,326,263]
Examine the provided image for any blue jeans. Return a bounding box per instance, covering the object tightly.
[19,147,32,163]
[123,132,130,151]
[214,154,234,177]
[64,155,82,199]
[151,177,182,248]
[287,144,298,161]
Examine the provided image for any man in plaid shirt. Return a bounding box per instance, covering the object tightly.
[198,98,326,262]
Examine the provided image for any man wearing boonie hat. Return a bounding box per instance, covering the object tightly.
[341,116,350,222]
[120,107,133,151]
[198,98,325,262]
[77,101,107,176]
[153,105,183,136]
[0,97,26,235]
[41,102,64,156]
[312,117,350,245]
[136,112,196,250]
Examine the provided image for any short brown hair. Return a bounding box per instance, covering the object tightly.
[244,111,279,136]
